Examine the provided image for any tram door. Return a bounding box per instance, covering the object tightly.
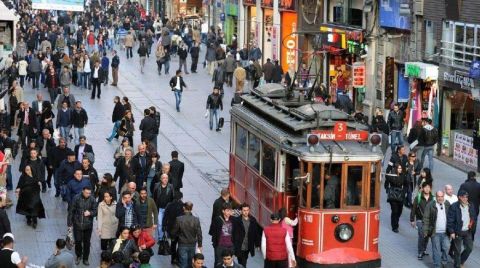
[284,153,299,217]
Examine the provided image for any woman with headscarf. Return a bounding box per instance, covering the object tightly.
[15,165,46,229]
[112,226,140,266]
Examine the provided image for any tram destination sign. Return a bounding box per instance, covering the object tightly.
[311,122,369,141]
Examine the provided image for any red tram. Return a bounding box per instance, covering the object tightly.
[229,84,383,267]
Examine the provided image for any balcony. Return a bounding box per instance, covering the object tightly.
[441,20,480,70]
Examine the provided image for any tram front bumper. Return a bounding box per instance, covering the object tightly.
[300,247,381,268]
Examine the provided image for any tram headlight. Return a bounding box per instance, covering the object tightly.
[335,223,354,242]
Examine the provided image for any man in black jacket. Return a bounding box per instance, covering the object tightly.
[169,70,187,112]
[154,174,174,239]
[107,96,125,142]
[67,186,97,266]
[163,191,184,265]
[74,136,95,164]
[20,148,46,192]
[169,150,184,192]
[177,43,189,74]
[410,182,433,260]
[139,109,157,147]
[190,42,200,73]
[149,106,160,149]
[90,61,104,99]
[232,203,261,267]
[71,101,88,145]
[206,87,223,131]
[387,103,405,152]
[210,203,234,267]
[116,191,141,233]
[132,144,150,189]
[138,39,148,73]
[111,50,120,86]
[210,188,237,234]
[459,171,480,238]
[51,138,73,196]
[171,201,202,268]
[36,129,56,188]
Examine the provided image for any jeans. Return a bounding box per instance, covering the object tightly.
[209,109,219,130]
[174,90,182,111]
[73,228,93,260]
[91,78,101,98]
[157,208,166,238]
[60,126,71,142]
[77,71,84,87]
[126,46,133,58]
[416,220,429,254]
[178,59,188,73]
[390,201,403,230]
[139,56,146,73]
[390,130,404,151]
[107,121,121,141]
[32,72,40,89]
[164,60,170,74]
[19,75,25,87]
[431,232,449,268]
[178,245,196,268]
[421,146,434,171]
[83,72,91,89]
[74,127,85,145]
[452,230,473,268]
[6,165,13,190]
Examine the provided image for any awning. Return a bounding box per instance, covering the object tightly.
[405,62,439,80]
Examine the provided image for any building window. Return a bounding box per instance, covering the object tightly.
[441,20,480,68]
[425,20,436,58]
[328,0,363,27]
[235,125,247,161]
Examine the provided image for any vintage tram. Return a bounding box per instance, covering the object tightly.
[229,84,383,267]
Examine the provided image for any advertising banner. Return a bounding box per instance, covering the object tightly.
[32,0,85,11]
[280,12,297,72]
[453,132,478,168]
[379,0,410,30]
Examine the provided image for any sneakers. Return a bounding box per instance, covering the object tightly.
[75,257,81,265]
[418,253,423,260]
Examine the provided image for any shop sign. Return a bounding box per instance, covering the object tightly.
[281,12,297,72]
[311,122,369,141]
[272,26,278,60]
[453,132,477,168]
[443,71,475,89]
[279,0,295,11]
[243,0,256,5]
[352,62,365,88]
[261,0,273,8]
[406,64,421,78]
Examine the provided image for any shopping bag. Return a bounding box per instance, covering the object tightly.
[157,234,171,255]
[65,228,75,250]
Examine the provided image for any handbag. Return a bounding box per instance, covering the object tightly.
[387,187,404,202]
[65,228,75,250]
[157,234,171,255]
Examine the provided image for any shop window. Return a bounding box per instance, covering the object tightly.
[235,125,247,161]
[248,133,260,171]
[346,166,363,206]
[261,142,276,184]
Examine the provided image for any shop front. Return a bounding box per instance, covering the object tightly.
[261,0,274,61]
[403,62,439,133]
[439,65,479,170]
[242,0,258,48]
[224,0,239,46]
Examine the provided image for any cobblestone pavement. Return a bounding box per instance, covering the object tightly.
[5,44,480,267]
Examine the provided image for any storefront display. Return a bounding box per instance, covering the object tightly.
[453,131,477,168]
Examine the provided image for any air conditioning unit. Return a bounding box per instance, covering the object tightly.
[414,0,424,16]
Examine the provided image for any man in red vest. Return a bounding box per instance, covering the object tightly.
[261,213,296,268]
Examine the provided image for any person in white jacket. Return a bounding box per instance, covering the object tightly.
[17,59,29,87]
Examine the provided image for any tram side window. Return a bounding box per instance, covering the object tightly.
[346,166,363,206]
[248,133,260,171]
[235,125,247,161]
[262,142,276,184]
[323,164,342,209]
[285,154,300,191]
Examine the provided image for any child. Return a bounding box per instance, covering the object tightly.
[138,251,152,268]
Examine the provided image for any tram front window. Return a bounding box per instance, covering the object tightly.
[346,166,363,206]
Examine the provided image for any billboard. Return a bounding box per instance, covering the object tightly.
[32,0,84,11]
[281,12,297,72]
[379,0,410,30]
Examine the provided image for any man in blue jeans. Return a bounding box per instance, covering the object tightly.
[419,118,438,171]
[169,70,187,112]
[206,87,223,131]
[387,103,405,152]
[171,201,202,268]
[423,190,451,268]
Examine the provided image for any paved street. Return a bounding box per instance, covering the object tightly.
[4,45,480,268]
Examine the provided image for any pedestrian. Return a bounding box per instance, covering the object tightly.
[447,189,476,268]
[56,86,76,110]
[112,226,140,265]
[56,101,73,144]
[81,158,98,193]
[101,52,110,85]
[210,188,237,230]
[146,152,162,194]
[262,58,274,83]
[65,169,92,204]
[252,60,262,89]
[261,213,296,268]
[279,208,298,243]
[118,110,135,147]
[212,64,225,94]
[417,168,433,190]
[56,150,81,198]
[206,87,223,131]
[233,62,246,92]
[59,66,72,89]
[137,187,158,237]
[206,43,217,75]
[387,103,405,152]
[111,50,120,86]
[106,96,125,142]
[163,191,184,265]
[385,163,408,233]
[132,144,149,188]
[419,118,438,171]
[155,45,166,75]
[131,225,156,256]
[83,54,91,90]
[138,39,148,73]
[67,186,97,266]
[192,253,207,268]
[20,147,46,192]
[114,149,135,194]
[370,107,389,156]
[15,165,46,229]
[139,109,157,148]
[115,191,141,232]
[210,203,235,267]
[224,53,236,87]
[405,151,420,208]
[178,43,189,74]
[169,70,187,112]
[125,31,135,59]
[190,42,200,73]
[215,248,244,268]
[171,201,203,268]
[459,171,480,238]
[169,150,184,193]
[30,54,42,89]
[51,138,73,197]
[0,196,11,238]
[410,182,433,260]
[153,173,174,238]
[111,251,126,268]
[232,203,261,267]
[18,102,36,150]
[444,184,458,204]
[91,61,104,99]
[71,101,88,145]
[0,233,28,267]
[149,106,161,149]
[97,190,119,251]
[272,60,283,83]
[97,173,117,203]
[423,190,450,268]
[386,145,408,174]
[44,239,75,268]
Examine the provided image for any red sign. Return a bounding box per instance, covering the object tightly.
[311,122,369,141]
[352,62,365,88]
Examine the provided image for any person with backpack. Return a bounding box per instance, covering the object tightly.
[149,106,160,150]
[410,182,434,260]
[419,118,438,171]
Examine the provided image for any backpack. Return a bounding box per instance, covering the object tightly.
[424,127,438,146]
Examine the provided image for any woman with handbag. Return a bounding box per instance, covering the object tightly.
[131,225,155,257]
[384,163,408,233]
[97,191,118,251]
[118,110,135,147]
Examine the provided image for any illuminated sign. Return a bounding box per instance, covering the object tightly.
[311,122,369,141]
[352,62,365,88]
[281,13,298,71]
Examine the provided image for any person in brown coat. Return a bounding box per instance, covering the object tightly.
[233,63,246,92]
